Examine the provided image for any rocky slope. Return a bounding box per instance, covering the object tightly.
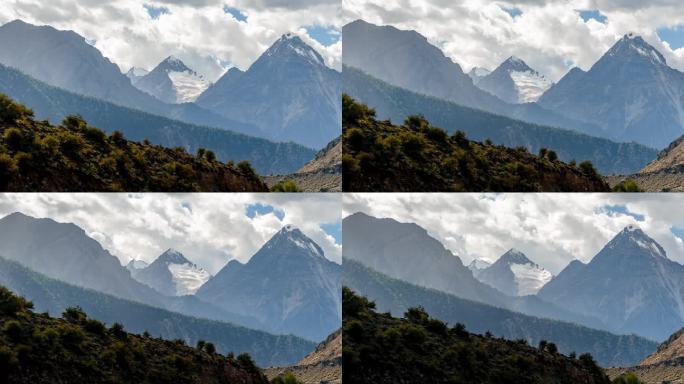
[607,328,684,383]
[265,136,341,192]
[265,329,342,384]
[608,134,684,191]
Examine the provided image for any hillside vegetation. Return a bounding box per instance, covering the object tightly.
[343,95,610,192]
[343,66,657,175]
[0,256,315,367]
[0,63,315,175]
[342,287,611,384]
[0,94,267,191]
[344,259,656,367]
[0,285,270,384]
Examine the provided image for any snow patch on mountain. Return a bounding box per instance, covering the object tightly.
[168,70,209,103]
[168,262,211,295]
[468,258,492,271]
[126,259,149,270]
[509,70,552,103]
[510,262,553,295]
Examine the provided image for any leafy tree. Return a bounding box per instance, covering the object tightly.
[271,179,300,192]
[612,179,643,192]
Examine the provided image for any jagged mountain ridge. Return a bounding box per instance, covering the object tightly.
[538,225,684,341]
[198,34,341,149]
[539,33,684,148]
[197,225,341,341]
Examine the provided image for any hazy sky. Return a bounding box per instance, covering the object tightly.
[0,0,342,81]
[0,193,342,274]
[344,193,684,274]
[342,0,684,81]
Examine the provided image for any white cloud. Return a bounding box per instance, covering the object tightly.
[344,193,684,274]
[342,0,684,81]
[0,193,342,274]
[0,0,342,81]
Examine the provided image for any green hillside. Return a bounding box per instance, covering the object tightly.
[0,256,315,367]
[0,285,270,384]
[0,63,315,175]
[343,66,656,175]
[343,95,610,192]
[344,259,657,367]
[343,287,611,384]
[0,94,268,191]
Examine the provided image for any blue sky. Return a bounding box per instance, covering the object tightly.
[143,4,170,20]
[658,25,684,50]
[246,202,341,246]
[305,25,340,46]
[600,204,645,222]
[224,6,247,22]
[578,10,606,24]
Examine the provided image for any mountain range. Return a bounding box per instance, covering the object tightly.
[0,256,314,367]
[343,66,656,175]
[197,225,342,341]
[0,19,339,161]
[342,212,605,328]
[0,62,315,175]
[0,212,341,344]
[538,225,684,341]
[344,259,656,367]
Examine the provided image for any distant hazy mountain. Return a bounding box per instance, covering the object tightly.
[343,66,657,175]
[0,212,257,327]
[342,212,605,329]
[125,66,148,83]
[198,225,341,341]
[467,258,492,271]
[129,249,211,296]
[474,249,553,296]
[539,34,684,148]
[342,19,603,136]
[0,62,315,174]
[0,256,314,367]
[344,259,657,367]
[198,34,341,149]
[476,56,552,103]
[133,56,209,104]
[468,66,490,85]
[0,19,296,140]
[538,225,684,341]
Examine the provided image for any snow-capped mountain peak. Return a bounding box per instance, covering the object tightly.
[125,66,149,82]
[265,33,326,67]
[128,248,210,296]
[474,248,553,296]
[475,56,551,103]
[606,225,667,259]
[468,67,491,85]
[607,34,666,66]
[263,224,326,259]
[131,56,209,103]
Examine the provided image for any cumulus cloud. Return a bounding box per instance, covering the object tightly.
[0,0,342,81]
[0,193,342,274]
[342,0,684,81]
[344,193,684,274]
